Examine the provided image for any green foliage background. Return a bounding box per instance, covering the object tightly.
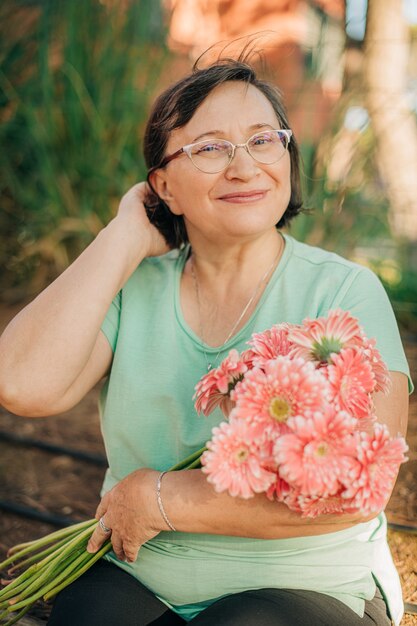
[0,0,166,298]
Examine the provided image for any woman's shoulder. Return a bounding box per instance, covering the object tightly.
[282,234,378,293]
[139,247,184,269]
[285,234,364,273]
[128,247,185,283]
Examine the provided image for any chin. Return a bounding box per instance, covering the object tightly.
[221,219,282,240]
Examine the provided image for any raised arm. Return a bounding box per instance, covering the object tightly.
[0,184,169,417]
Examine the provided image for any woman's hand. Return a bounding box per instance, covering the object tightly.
[115,182,170,260]
[87,468,163,563]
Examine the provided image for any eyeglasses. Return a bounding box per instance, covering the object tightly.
[151,129,293,175]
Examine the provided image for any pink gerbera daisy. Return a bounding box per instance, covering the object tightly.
[274,406,358,497]
[194,349,247,416]
[287,492,349,518]
[326,348,376,419]
[231,356,330,440]
[266,476,291,502]
[341,424,408,515]
[289,309,364,364]
[201,418,276,499]
[238,348,258,372]
[361,337,391,394]
[245,323,294,368]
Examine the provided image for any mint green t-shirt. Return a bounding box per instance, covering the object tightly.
[100,233,412,624]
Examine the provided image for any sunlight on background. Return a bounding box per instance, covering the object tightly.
[346,0,417,40]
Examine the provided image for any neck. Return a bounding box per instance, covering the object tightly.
[183,230,285,350]
[188,230,284,282]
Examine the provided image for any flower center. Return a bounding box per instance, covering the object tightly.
[235,447,249,463]
[269,396,291,422]
[315,442,328,457]
[312,337,343,362]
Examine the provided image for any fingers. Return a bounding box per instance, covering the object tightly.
[95,532,140,563]
[133,181,149,202]
[122,182,148,207]
[87,517,141,563]
[87,517,111,554]
[110,534,125,562]
[121,540,140,564]
[95,502,106,521]
[95,493,110,520]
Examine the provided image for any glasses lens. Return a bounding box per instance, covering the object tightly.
[247,131,289,164]
[189,140,232,173]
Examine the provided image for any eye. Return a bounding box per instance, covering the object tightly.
[198,144,221,153]
[192,141,230,157]
[250,132,275,146]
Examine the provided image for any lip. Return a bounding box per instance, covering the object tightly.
[218,189,268,203]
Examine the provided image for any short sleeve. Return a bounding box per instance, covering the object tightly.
[329,266,413,393]
[100,291,122,353]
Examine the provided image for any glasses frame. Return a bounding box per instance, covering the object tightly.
[148,129,293,176]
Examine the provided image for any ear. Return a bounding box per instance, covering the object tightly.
[148,169,183,216]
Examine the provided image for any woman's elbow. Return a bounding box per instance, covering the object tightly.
[0,381,59,417]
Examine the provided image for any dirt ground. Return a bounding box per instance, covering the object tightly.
[0,302,416,624]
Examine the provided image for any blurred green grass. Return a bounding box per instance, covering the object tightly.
[0,0,166,298]
[288,133,417,335]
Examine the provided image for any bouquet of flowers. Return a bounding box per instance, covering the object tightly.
[0,309,408,623]
[194,308,408,517]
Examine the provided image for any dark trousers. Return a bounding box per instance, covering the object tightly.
[47,559,391,625]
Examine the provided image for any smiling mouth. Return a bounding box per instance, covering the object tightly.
[218,190,268,203]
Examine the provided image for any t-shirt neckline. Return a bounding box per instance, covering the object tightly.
[174,232,293,354]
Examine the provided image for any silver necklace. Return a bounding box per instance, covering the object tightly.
[190,243,282,371]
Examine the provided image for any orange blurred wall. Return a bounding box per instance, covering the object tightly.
[163,0,346,142]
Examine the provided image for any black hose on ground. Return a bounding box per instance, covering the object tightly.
[0,500,84,527]
[0,430,107,465]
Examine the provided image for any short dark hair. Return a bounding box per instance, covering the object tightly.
[144,59,303,248]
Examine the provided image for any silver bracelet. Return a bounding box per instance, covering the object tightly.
[156,471,177,532]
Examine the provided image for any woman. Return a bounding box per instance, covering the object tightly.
[0,58,412,626]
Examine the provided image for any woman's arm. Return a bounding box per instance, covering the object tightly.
[373,371,409,438]
[0,184,169,417]
[87,371,409,563]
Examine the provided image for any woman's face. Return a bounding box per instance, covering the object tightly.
[152,81,292,245]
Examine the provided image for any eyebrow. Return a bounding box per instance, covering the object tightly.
[191,123,276,143]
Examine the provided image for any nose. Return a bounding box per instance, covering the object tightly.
[224,144,259,181]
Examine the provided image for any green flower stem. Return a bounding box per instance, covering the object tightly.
[7,535,71,576]
[0,524,95,602]
[184,457,202,470]
[0,578,33,604]
[9,545,85,605]
[0,566,39,601]
[1,519,96,566]
[1,541,74,598]
[5,556,76,609]
[6,548,90,611]
[169,446,206,471]
[0,604,30,626]
[23,522,95,581]
[43,541,111,601]
[8,539,107,612]
[17,525,95,598]
[44,524,96,568]
[5,518,96,555]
